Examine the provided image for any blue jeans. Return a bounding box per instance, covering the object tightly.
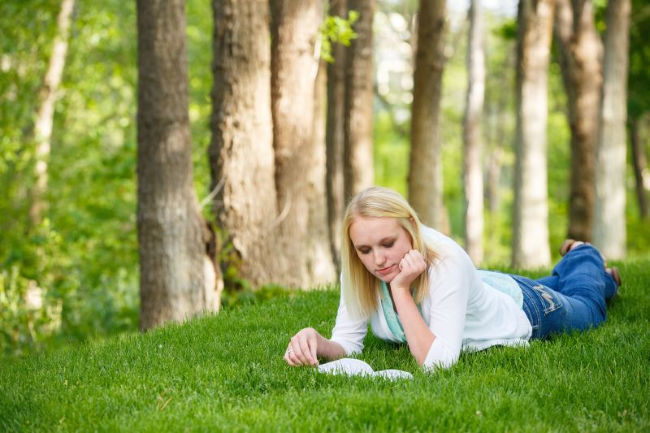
[510,245,618,339]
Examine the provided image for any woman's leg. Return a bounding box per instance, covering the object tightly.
[513,244,618,339]
[549,244,618,303]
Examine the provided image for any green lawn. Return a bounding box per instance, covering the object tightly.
[1,260,649,432]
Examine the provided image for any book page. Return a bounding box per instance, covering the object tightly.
[317,358,374,376]
[373,369,414,380]
[317,358,413,380]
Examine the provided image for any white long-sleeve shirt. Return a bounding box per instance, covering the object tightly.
[330,226,532,370]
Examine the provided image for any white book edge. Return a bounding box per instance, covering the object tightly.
[317,358,413,380]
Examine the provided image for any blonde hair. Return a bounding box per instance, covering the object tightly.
[341,186,438,319]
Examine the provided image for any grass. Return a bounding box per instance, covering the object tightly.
[1,260,649,432]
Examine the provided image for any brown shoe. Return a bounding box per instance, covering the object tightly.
[560,239,584,256]
[607,267,622,287]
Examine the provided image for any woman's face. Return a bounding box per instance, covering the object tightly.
[348,216,413,283]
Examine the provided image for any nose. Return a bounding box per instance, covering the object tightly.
[373,250,386,267]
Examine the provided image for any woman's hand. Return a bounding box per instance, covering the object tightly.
[390,249,427,293]
[284,327,321,366]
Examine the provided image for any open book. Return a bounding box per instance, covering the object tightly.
[317,358,413,380]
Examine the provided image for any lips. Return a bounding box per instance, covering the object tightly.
[377,264,395,276]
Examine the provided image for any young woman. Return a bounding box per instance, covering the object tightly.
[283,187,620,370]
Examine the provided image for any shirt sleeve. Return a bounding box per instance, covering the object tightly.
[329,276,368,355]
[422,248,474,370]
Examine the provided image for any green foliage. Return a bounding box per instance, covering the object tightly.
[373,111,409,196]
[628,0,650,119]
[320,10,359,63]
[186,0,214,197]
[0,0,140,354]
[1,261,648,432]
[492,17,517,41]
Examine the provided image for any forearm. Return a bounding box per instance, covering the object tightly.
[316,334,347,360]
[392,290,435,366]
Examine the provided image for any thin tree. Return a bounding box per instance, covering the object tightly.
[593,0,630,259]
[627,0,650,220]
[29,0,75,226]
[463,0,485,264]
[408,0,447,230]
[326,0,348,272]
[512,0,555,269]
[210,0,281,286]
[344,0,375,202]
[629,117,648,218]
[314,55,329,261]
[271,0,336,287]
[137,0,220,330]
[554,0,602,242]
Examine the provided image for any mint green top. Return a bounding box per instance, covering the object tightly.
[379,281,421,343]
[379,271,522,343]
[476,270,523,307]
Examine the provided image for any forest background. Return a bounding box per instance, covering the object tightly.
[1,0,649,356]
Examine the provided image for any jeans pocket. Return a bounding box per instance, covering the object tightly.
[530,284,563,315]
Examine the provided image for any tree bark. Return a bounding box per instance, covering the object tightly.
[485,46,514,216]
[29,0,75,226]
[344,0,375,202]
[629,116,648,218]
[210,0,281,286]
[593,0,630,259]
[408,0,447,230]
[554,0,602,242]
[486,109,503,215]
[512,0,555,269]
[137,0,220,330]
[462,0,485,264]
[271,0,336,287]
[326,0,347,274]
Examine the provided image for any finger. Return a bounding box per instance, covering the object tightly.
[284,348,296,366]
[287,340,303,366]
[400,255,414,271]
[297,337,314,365]
[406,250,426,268]
[288,350,303,366]
[304,336,318,365]
[290,337,308,365]
[288,341,305,366]
[308,338,318,365]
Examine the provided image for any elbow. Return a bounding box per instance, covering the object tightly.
[414,335,436,367]
[421,355,458,371]
[420,338,460,371]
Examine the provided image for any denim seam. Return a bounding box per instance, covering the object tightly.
[532,284,563,315]
[523,288,541,338]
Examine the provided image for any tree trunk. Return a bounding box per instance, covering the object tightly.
[512,0,555,269]
[210,0,281,286]
[344,0,375,202]
[629,116,648,218]
[485,46,514,216]
[137,0,220,330]
[408,0,447,230]
[462,0,485,264]
[326,0,347,274]
[593,0,630,259]
[486,95,507,215]
[554,0,602,242]
[314,56,328,239]
[271,0,336,287]
[29,0,75,226]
